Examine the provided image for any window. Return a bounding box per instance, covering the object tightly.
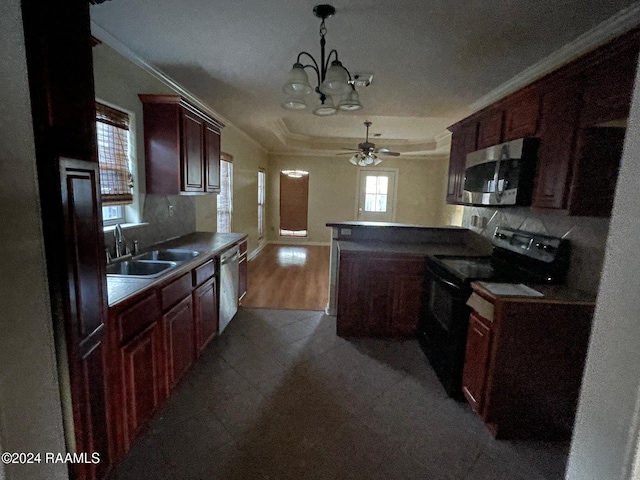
[96,102,134,225]
[258,169,265,239]
[279,170,309,237]
[364,175,389,212]
[217,153,233,233]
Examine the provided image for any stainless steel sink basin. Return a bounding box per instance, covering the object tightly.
[133,249,200,263]
[106,260,177,278]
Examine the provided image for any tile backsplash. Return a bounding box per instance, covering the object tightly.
[104,194,197,254]
[462,206,611,296]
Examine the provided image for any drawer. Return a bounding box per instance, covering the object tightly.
[239,240,247,255]
[193,258,215,286]
[161,273,192,311]
[117,292,161,344]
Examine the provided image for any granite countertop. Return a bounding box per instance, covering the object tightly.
[107,232,247,308]
[337,240,485,257]
[326,221,467,230]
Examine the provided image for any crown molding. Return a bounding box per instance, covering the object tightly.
[90,21,267,154]
[469,4,640,113]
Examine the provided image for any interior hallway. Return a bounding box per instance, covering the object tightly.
[241,244,331,311]
[111,308,569,479]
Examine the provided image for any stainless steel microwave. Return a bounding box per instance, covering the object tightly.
[462,137,539,206]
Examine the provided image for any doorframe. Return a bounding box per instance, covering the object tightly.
[354,167,399,222]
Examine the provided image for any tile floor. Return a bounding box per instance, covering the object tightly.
[112,308,569,480]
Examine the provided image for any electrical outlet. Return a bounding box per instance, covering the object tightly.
[168,205,175,217]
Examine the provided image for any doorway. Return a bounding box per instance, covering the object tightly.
[356,168,398,222]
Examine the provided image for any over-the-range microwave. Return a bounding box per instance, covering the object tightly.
[462,137,539,206]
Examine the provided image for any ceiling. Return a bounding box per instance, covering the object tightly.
[90,0,640,156]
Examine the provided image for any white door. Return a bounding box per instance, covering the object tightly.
[356,169,397,222]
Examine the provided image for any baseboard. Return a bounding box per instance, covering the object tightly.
[248,242,267,261]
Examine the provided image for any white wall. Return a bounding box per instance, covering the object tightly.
[0,1,68,479]
[267,154,452,244]
[195,124,269,255]
[565,51,640,480]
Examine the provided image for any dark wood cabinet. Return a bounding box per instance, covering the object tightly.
[446,121,477,204]
[194,277,218,355]
[337,252,425,337]
[109,292,164,456]
[476,110,504,149]
[139,94,224,195]
[579,41,640,127]
[445,29,639,215]
[531,77,584,210]
[503,90,540,141]
[463,286,594,439]
[23,2,112,478]
[163,296,195,389]
[238,240,248,303]
[121,321,164,449]
[462,313,492,414]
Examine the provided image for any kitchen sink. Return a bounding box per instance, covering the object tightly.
[106,260,177,278]
[133,249,200,263]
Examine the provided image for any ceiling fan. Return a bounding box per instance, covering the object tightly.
[339,121,400,166]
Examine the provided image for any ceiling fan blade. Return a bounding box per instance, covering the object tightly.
[337,151,362,155]
[375,148,401,156]
[340,147,360,150]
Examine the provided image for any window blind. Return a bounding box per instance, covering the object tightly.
[96,102,133,206]
[279,172,309,232]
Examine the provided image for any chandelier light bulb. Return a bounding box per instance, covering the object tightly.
[282,63,313,96]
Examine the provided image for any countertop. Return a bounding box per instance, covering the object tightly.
[471,281,596,305]
[337,240,485,257]
[326,221,467,231]
[107,232,247,307]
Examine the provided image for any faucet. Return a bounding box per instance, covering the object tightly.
[114,224,130,258]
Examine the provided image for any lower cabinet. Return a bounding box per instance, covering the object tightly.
[463,287,594,439]
[194,277,218,354]
[162,295,195,390]
[462,313,492,414]
[121,321,164,448]
[337,252,425,337]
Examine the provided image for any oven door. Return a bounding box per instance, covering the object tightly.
[423,263,470,334]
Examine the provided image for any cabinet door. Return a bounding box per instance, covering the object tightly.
[194,277,218,354]
[181,110,205,192]
[205,123,221,193]
[121,321,163,450]
[477,110,504,149]
[580,44,639,127]
[163,296,195,389]
[531,77,584,210]
[503,90,540,141]
[447,122,477,204]
[462,313,493,414]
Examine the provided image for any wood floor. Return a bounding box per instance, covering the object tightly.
[241,244,330,311]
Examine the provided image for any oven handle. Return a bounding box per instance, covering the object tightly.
[426,263,463,292]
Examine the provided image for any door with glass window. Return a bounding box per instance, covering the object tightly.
[357,169,397,222]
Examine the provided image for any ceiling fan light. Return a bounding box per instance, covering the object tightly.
[349,155,358,165]
[320,60,351,96]
[338,88,362,111]
[373,157,383,166]
[281,96,307,110]
[282,63,313,96]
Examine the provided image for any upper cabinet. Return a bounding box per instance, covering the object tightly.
[139,95,224,195]
[445,28,640,216]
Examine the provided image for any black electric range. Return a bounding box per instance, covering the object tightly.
[418,227,570,398]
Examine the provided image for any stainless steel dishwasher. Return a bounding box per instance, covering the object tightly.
[219,245,239,333]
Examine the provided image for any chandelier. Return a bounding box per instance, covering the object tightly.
[281,4,362,116]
